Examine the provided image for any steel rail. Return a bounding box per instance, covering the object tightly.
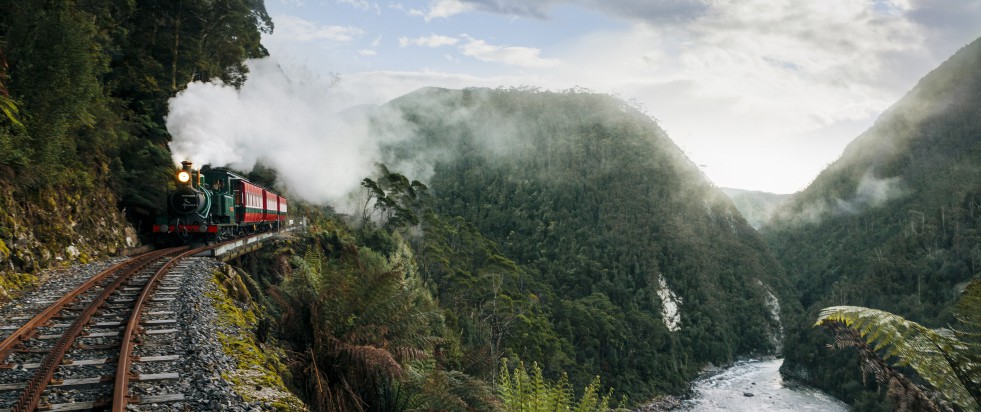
[8,233,267,412]
[0,247,183,363]
[9,247,187,412]
[111,243,215,412]
[11,266,133,409]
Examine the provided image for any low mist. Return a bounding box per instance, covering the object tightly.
[835,171,907,214]
[782,169,908,225]
[166,58,415,212]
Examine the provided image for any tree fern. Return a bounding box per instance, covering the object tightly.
[275,232,461,411]
[815,279,981,411]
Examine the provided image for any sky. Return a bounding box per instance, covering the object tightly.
[176,0,981,196]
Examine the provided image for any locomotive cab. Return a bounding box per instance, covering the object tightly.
[202,167,237,224]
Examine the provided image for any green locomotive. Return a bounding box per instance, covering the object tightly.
[154,161,286,242]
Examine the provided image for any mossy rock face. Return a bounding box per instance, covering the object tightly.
[208,266,306,411]
[0,177,137,298]
[214,265,253,306]
[0,272,38,301]
[0,238,10,262]
[12,249,36,273]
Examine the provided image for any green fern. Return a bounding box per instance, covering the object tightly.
[0,95,23,128]
[498,358,620,412]
[815,279,981,411]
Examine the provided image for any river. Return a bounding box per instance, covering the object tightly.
[676,359,849,411]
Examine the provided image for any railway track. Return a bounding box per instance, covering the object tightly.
[0,240,241,412]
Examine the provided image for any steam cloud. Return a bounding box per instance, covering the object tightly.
[167,58,415,212]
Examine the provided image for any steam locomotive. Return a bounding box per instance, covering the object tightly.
[153,161,287,243]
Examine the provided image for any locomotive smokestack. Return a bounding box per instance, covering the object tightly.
[181,160,193,172]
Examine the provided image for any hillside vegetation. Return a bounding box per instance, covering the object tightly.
[14,2,980,410]
[376,87,798,402]
[0,0,271,282]
[766,36,981,409]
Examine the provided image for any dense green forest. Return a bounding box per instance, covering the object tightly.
[258,87,803,407]
[250,199,630,410]
[0,0,272,277]
[372,87,799,403]
[5,1,977,410]
[765,36,981,410]
[0,1,799,408]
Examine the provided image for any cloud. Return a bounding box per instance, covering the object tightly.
[328,69,523,104]
[272,14,364,42]
[535,0,934,192]
[389,2,426,17]
[398,34,460,47]
[359,49,377,56]
[774,169,908,225]
[459,35,561,68]
[256,0,976,194]
[338,0,381,13]
[424,0,476,20]
[418,0,711,21]
[835,171,907,214]
[395,33,559,68]
[908,0,981,58]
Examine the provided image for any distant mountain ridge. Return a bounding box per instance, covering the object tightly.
[721,188,790,229]
[765,36,981,409]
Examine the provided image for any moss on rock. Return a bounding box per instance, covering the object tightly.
[0,178,136,302]
[208,266,306,411]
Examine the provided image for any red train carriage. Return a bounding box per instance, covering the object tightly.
[278,196,288,223]
[263,190,279,223]
[237,180,266,224]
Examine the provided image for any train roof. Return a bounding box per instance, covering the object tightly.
[200,166,283,197]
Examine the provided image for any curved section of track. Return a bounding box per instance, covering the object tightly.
[0,248,184,363]
[111,244,215,412]
[0,237,255,412]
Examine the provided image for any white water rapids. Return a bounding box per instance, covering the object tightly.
[676,359,848,411]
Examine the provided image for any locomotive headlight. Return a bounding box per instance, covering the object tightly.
[177,171,191,183]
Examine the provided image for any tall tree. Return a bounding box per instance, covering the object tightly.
[103,0,273,215]
[0,0,110,185]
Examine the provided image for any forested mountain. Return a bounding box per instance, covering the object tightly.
[721,188,790,229]
[375,87,798,402]
[766,36,981,410]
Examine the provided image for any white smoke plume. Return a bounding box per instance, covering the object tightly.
[166,58,415,212]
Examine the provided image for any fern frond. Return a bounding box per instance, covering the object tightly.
[817,306,977,410]
[339,343,404,379]
[954,280,981,330]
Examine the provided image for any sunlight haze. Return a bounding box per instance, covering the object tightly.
[259,0,980,194]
